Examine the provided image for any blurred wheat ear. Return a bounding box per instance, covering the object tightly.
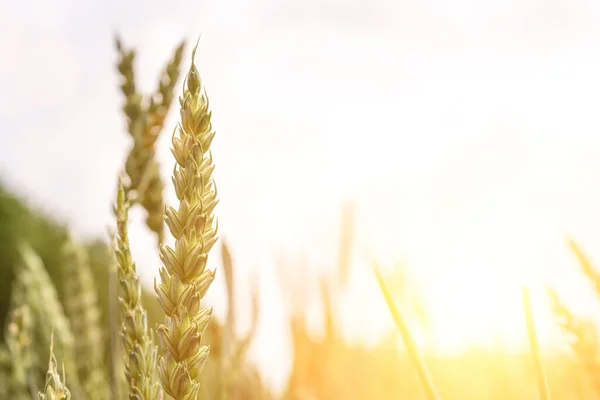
[220,239,261,399]
[567,237,600,293]
[5,304,35,398]
[61,234,110,400]
[522,287,550,400]
[14,243,84,398]
[373,263,441,400]
[548,287,600,394]
[38,330,71,400]
[115,35,186,247]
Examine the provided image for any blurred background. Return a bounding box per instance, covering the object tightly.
[5,0,600,398]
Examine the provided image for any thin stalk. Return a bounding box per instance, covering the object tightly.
[373,264,441,400]
[107,238,121,400]
[522,286,550,400]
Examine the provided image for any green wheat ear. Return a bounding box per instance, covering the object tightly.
[155,36,219,400]
[38,330,71,400]
[61,234,111,400]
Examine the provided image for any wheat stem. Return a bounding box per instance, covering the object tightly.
[373,264,441,400]
[522,286,550,400]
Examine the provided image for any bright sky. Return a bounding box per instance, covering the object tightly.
[4,0,600,393]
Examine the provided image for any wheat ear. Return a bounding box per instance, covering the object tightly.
[38,330,71,400]
[548,288,600,394]
[116,37,186,245]
[139,41,186,244]
[154,38,218,399]
[219,241,260,399]
[114,180,163,400]
[566,238,600,294]
[61,235,110,400]
[522,287,550,400]
[373,264,441,400]
[15,243,83,397]
[5,304,35,398]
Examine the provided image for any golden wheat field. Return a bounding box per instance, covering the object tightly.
[5,1,600,399]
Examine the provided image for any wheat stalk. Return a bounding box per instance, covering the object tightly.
[337,201,354,285]
[221,239,234,362]
[154,38,219,399]
[113,180,163,400]
[220,239,234,400]
[522,287,550,400]
[219,240,261,399]
[373,263,441,400]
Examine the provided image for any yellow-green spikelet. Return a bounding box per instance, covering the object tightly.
[114,182,163,400]
[39,332,71,400]
[155,41,218,399]
[117,38,186,246]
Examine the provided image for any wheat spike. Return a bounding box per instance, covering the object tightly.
[548,288,600,394]
[38,331,71,400]
[116,37,186,246]
[114,180,163,400]
[14,243,84,398]
[567,238,600,294]
[61,234,111,400]
[154,37,219,399]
